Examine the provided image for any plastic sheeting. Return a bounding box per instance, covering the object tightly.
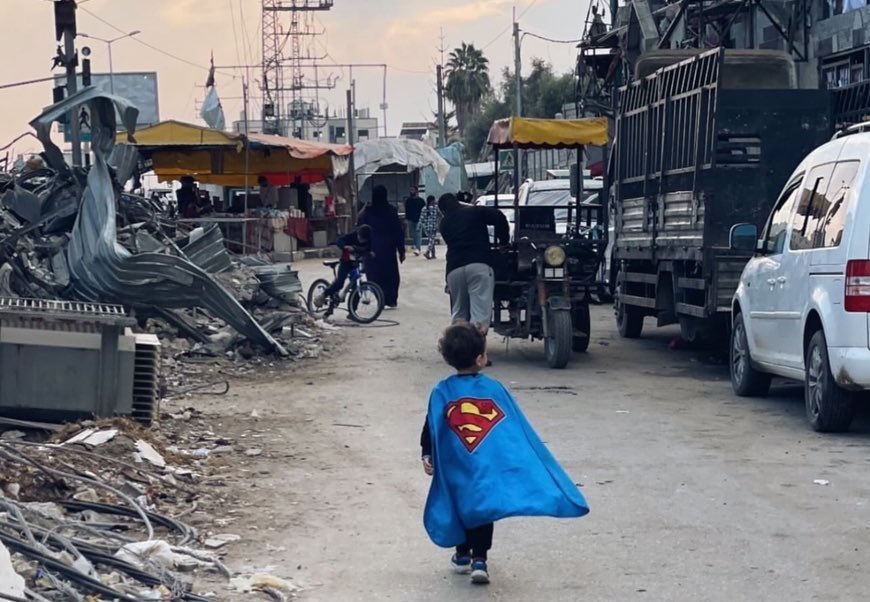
[31,87,287,355]
[421,142,468,200]
[353,138,451,184]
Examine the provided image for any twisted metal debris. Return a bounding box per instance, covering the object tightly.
[25,88,287,355]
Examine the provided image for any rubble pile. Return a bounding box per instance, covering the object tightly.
[0,417,298,600]
[0,87,338,366]
[0,158,333,368]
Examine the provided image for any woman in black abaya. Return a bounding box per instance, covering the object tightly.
[359,185,405,307]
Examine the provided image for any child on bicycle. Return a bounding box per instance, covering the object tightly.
[314,225,372,308]
[421,322,589,585]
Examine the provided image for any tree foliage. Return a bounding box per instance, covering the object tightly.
[462,59,577,160]
[444,43,491,137]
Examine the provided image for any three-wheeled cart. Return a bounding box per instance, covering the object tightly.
[486,117,609,368]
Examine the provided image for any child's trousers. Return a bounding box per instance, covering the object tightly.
[456,523,493,560]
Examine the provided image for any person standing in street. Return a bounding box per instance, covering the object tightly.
[419,195,441,260]
[438,193,509,340]
[404,186,426,256]
[359,185,406,308]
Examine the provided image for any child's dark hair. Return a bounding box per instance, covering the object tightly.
[357,224,372,241]
[439,322,486,370]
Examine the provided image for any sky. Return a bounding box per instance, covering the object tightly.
[0,0,590,156]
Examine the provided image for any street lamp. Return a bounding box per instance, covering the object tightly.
[77,30,141,94]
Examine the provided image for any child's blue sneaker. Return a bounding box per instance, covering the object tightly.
[470,560,490,584]
[451,554,472,574]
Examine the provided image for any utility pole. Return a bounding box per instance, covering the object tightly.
[242,78,250,253]
[55,0,82,168]
[347,85,358,225]
[436,28,447,148]
[436,64,447,148]
[513,17,523,194]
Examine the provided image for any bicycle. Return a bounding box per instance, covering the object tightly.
[307,255,385,324]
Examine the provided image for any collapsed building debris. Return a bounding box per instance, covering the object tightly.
[0,416,298,600]
[0,87,335,388]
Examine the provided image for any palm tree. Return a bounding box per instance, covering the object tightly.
[444,43,491,136]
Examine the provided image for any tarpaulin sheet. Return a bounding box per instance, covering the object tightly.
[486,117,609,149]
[247,132,352,160]
[421,142,467,200]
[354,139,451,184]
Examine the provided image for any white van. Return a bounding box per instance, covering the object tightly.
[729,127,870,432]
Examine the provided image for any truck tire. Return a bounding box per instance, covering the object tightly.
[730,313,771,396]
[544,309,572,369]
[572,303,591,352]
[805,329,855,433]
[615,285,644,338]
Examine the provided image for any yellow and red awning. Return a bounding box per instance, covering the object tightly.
[119,120,352,186]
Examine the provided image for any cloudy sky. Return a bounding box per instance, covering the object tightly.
[0,0,588,155]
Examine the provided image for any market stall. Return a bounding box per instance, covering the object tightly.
[120,121,354,254]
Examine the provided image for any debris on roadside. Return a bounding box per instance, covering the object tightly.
[0,87,338,379]
[0,415,299,599]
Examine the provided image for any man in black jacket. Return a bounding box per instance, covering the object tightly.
[438,193,510,335]
[404,186,426,256]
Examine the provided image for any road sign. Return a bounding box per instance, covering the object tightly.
[498,149,515,170]
[55,71,159,142]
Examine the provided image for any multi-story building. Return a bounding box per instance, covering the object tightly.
[232,102,379,143]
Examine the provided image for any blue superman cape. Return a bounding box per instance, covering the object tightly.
[424,374,589,547]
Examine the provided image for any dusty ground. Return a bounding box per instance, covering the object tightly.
[177,253,870,601]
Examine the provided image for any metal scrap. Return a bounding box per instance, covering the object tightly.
[0,87,297,356]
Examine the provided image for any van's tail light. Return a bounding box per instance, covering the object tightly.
[845,260,870,312]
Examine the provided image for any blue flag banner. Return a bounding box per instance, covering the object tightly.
[424,374,589,548]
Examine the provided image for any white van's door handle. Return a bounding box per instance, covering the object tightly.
[777,276,787,283]
[767,278,776,286]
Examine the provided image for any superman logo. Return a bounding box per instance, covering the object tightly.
[446,398,505,453]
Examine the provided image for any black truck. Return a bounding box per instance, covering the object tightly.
[610,48,832,343]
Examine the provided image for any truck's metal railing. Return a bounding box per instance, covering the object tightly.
[831,80,870,129]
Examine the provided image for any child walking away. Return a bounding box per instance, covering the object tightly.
[314,225,372,308]
[420,323,589,584]
[419,195,440,259]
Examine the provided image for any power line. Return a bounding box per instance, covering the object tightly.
[228,0,243,72]
[519,0,541,18]
[482,0,540,50]
[79,6,239,79]
[523,31,584,45]
[387,64,431,75]
[0,75,57,91]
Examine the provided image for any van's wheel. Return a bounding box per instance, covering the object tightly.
[615,275,643,338]
[572,303,591,353]
[805,329,855,432]
[544,309,572,369]
[730,313,771,396]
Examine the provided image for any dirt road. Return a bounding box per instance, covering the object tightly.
[190,254,870,601]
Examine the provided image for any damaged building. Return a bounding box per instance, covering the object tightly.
[576,0,870,124]
[0,88,332,424]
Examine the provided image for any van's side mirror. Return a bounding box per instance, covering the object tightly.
[729,223,758,252]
